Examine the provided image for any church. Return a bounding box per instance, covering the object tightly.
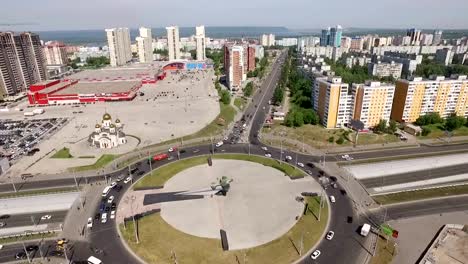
[88,113,127,149]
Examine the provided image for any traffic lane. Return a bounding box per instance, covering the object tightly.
[0,240,56,263]
[384,195,468,220]
[0,210,68,228]
[361,163,468,188]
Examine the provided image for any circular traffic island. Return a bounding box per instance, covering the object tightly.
[119,155,329,264]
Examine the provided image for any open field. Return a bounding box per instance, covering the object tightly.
[120,196,328,264]
[262,121,399,149]
[68,154,117,172]
[50,147,73,158]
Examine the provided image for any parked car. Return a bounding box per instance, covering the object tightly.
[261,146,268,151]
[101,213,108,223]
[110,211,116,219]
[87,217,93,228]
[41,215,52,220]
[326,231,335,240]
[297,162,304,168]
[123,176,132,184]
[310,250,321,260]
[285,155,292,161]
[107,196,114,204]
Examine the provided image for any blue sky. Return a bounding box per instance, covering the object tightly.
[1,0,467,31]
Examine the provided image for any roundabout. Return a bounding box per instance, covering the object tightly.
[118,155,329,264]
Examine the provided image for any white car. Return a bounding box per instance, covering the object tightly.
[285,155,292,161]
[261,146,268,151]
[168,147,176,152]
[326,231,335,240]
[223,136,229,141]
[123,176,132,184]
[87,217,93,228]
[341,154,349,160]
[329,195,336,203]
[215,141,223,147]
[107,196,114,204]
[264,153,272,158]
[297,162,304,168]
[110,210,116,219]
[41,215,52,220]
[110,181,117,188]
[101,213,107,223]
[311,250,321,260]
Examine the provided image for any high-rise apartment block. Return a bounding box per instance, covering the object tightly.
[350,37,364,50]
[351,82,395,128]
[435,48,454,66]
[105,28,132,67]
[433,30,443,45]
[43,41,67,65]
[420,34,434,46]
[0,32,46,97]
[261,34,275,47]
[136,27,153,63]
[407,28,421,45]
[166,26,181,61]
[247,45,256,72]
[320,26,342,47]
[391,76,468,123]
[368,61,403,79]
[195,25,206,61]
[225,44,246,90]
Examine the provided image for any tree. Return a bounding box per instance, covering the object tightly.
[284,112,295,127]
[302,109,319,125]
[422,127,432,136]
[415,112,444,126]
[272,87,284,105]
[243,82,254,97]
[293,111,304,127]
[328,136,335,143]
[374,119,387,133]
[153,49,168,56]
[445,115,466,131]
[336,137,345,145]
[388,120,398,134]
[220,90,231,105]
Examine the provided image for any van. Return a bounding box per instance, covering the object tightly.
[87,256,102,264]
[102,186,111,197]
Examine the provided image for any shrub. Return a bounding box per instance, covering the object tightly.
[328,136,335,143]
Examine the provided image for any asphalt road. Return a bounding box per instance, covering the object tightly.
[0,239,68,263]
[361,163,468,188]
[0,210,67,228]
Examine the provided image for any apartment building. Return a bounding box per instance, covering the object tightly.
[225,45,245,90]
[43,41,67,65]
[195,25,206,61]
[391,75,468,123]
[352,81,395,128]
[136,27,153,63]
[0,32,46,97]
[368,61,403,79]
[166,26,181,61]
[261,34,275,47]
[105,28,132,66]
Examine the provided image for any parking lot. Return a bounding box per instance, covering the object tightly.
[0,118,68,164]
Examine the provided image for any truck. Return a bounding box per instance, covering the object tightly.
[153,153,169,161]
[33,108,44,115]
[360,223,371,237]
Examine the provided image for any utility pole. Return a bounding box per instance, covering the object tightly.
[9,176,17,193]
[131,196,140,244]
[318,189,324,221]
[248,143,251,156]
[21,241,31,263]
[280,140,283,163]
[63,244,69,263]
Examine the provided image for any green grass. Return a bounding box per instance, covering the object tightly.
[419,124,468,139]
[185,103,236,139]
[370,235,396,264]
[0,232,56,244]
[68,154,117,172]
[0,187,79,199]
[78,155,95,159]
[133,154,305,189]
[234,97,247,110]
[262,121,399,149]
[51,147,73,158]
[120,196,328,264]
[373,184,468,205]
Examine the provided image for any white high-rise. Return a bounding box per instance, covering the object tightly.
[105,28,132,67]
[136,27,153,63]
[195,25,206,60]
[166,26,181,61]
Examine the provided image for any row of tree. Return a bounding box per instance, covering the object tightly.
[247,57,269,79]
[414,62,468,79]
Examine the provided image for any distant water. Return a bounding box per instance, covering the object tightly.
[35,27,303,46]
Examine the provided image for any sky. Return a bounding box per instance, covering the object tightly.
[1,0,468,31]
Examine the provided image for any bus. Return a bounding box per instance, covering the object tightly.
[102,186,112,197]
[87,256,102,264]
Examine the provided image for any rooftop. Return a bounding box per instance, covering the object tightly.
[68,63,164,81]
[52,80,140,95]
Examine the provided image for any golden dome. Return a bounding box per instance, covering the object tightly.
[95,124,101,128]
[103,113,112,120]
[110,124,116,128]
[115,118,121,123]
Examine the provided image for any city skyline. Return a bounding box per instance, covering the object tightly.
[1,0,468,31]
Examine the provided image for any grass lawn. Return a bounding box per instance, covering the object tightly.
[370,235,396,264]
[373,184,468,205]
[68,154,117,172]
[234,97,247,110]
[0,232,56,244]
[185,102,236,140]
[419,124,468,139]
[262,121,399,149]
[120,196,328,264]
[0,187,79,199]
[51,147,73,158]
[133,154,305,189]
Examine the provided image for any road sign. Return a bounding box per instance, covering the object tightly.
[381,224,393,236]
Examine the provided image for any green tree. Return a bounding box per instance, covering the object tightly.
[272,87,284,105]
[445,115,466,131]
[328,136,335,143]
[293,111,304,127]
[153,49,169,56]
[336,137,345,145]
[243,82,254,97]
[302,109,319,125]
[388,120,398,134]
[374,119,387,133]
[220,90,231,105]
[415,112,444,126]
[422,127,432,136]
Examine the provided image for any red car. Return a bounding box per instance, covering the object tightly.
[153,153,169,161]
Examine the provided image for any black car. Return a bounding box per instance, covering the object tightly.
[25,245,38,252]
[111,203,116,210]
[0,214,10,219]
[347,216,353,223]
[179,149,186,154]
[306,162,315,168]
[105,206,110,212]
[15,251,27,260]
[340,189,347,196]
[94,213,100,220]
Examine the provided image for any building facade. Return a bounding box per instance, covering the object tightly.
[368,61,403,79]
[320,26,342,47]
[89,113,127,149]
[433,30,443,45]
[407,28,421,45]
[435,48,454,66]
[225,45,245,90]
[43,41,67,65]
[0,32,46,97]
[195,25,206,61]
[166,26,181,61]
[105,28,132,67]
[136,27,153,63]
[391,76,468,123]
[261,34,275,47]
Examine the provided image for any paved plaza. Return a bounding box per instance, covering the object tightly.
[158,159,321,250]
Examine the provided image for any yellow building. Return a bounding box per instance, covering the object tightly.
[391,75,468,123]
[352,81,395,128]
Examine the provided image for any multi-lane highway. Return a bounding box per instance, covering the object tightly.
[0,210,67,228]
